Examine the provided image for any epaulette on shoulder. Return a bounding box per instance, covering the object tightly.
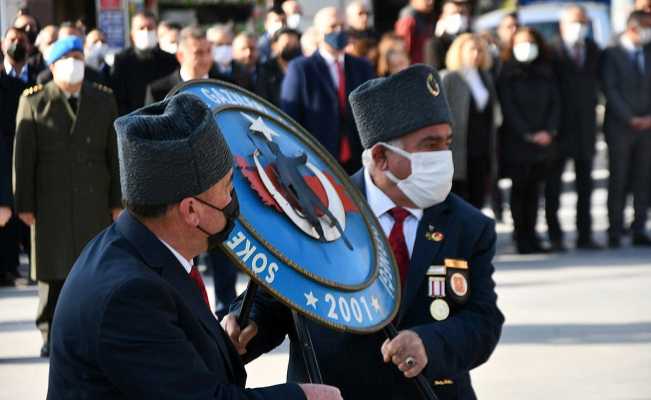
[22,84,43,97]
[92,82,113,94]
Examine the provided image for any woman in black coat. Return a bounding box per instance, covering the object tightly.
[497,27,561,254]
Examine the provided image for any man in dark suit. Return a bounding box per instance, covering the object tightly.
[146,25,222,103]
[280,6,374,174]
[256,28,302,107]
[110,11,179,115]
[258,5,286,63]
[601,10,651,247]
[47,93,341,400]
[429,0,472,70]
[232,32,260,92]
[545,5,603,251]
[0,64,26,287]
[225,65,504,400]
[0,138,13,284]
[2,27,40,85]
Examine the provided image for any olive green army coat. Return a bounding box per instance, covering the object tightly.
[13,81,121,281]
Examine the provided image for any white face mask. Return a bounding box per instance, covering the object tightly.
[562,22,588,45]
[639,28,651,45]
[133,29,158,50]
[88,42,108,57]
[513,42,539,63]
[287,14,302,29]
[54,58,85,84]
[380,142,454,209]
[213,45,233,65]
[159,40,178,54]
[267,21,284,36]
[444,14,469,35]
[85,42,108,66]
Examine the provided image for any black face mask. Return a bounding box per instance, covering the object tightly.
[7,42,27,63]
[280,45,302,62]
[194,190,240,251]
[25,30,37,46]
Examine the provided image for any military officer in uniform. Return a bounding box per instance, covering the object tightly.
[224,64,504,400]
[13,36,122,357]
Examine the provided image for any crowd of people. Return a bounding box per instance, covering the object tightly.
[0,0,651,359]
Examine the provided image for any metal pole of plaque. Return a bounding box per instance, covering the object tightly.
[237,280,324,383]
[384,324,439,400]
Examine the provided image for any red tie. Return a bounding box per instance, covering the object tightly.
[189,265,210,308]
[388,207,411,287]
[335,59,351,164]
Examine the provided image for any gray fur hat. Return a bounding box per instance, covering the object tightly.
[349,64,451,149]
[114,93,232,205]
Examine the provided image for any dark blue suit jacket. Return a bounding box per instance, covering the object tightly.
[239,170,504,400]
[0,138,11,207]
[280,52,374,173]
[47,211,305,400]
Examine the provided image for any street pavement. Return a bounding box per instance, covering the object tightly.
[1,163,650,399]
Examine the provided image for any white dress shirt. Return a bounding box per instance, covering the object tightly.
[621,35,646,74]
[318,47,345,89]
[160,239,193,274]
[364,168,423,257]
[461,68,489,111]
[179,68,209,82]
[3,58,28,82]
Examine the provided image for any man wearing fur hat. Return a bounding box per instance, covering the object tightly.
[225,64,504,400]
[13,36,121,357]
[46,93,341,400]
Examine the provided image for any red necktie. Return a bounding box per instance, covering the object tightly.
[388,207,411,287]
[189,265,210,308]
[335,59,351,164]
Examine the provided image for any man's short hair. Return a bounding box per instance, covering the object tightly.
[179,25,206,47]
[159,20,182,32]
[124,201,173,220]
[234,31,257,44]
[4,26,27,39]
[271,27,301,43]
[267,5,286,17]
[628,10,651,28]
[131,11,157,27]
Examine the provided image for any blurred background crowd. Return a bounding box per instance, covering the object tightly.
[1,0,651,327]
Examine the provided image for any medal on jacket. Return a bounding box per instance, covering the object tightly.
[444,259,470,305]
[429,298,450,321]
[426,265,449,321]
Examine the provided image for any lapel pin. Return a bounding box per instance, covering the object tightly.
[432,232,444,242]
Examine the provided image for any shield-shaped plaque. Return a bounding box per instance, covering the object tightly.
[169,80,401,333]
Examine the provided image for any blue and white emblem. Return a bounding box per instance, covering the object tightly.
[170,80,401,333]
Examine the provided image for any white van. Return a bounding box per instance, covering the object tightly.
[473,2,612,48]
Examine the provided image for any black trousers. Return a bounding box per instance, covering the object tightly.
[606,132,651,237]
[36,280,65,344]
[0,216,20,279]
[452,154,492,209]
[510,162,547,248]
[544,156,595,243]
[205,249,238,318]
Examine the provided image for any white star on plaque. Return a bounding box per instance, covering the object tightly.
[304,291,318,309]
[241,112,278,142]
[371,296,381,313]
